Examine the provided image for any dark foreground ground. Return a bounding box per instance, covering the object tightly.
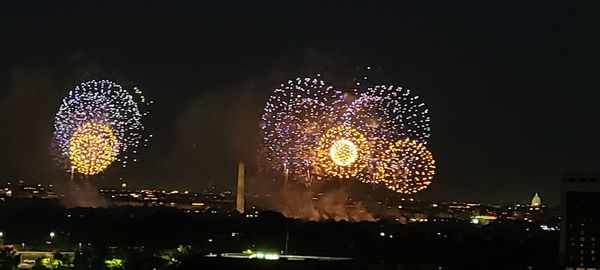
[0,199,559,269]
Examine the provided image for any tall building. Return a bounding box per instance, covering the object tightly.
[531,192,542,207]
[236,161,245,214]
[560,174,600,270]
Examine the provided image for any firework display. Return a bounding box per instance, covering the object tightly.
[54,80,150,176]
[380,139,436,194]
[330,140,358,166]
[69,122,119,175]
[357,85,430,143]
[314,125,370,179]
[261,78,342,177]
[261,77,435,194]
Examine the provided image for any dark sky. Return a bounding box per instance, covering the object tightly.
[0,1,598,204]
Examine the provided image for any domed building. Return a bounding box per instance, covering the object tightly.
[531,192,542,207]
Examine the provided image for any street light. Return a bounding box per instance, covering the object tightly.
[49,232,55,238]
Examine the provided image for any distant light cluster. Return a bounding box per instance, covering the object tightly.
[54,80,151,175]
[261,77,435,194]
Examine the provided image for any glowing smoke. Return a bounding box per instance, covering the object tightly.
[58,181,108,208]
[249,175,375,222]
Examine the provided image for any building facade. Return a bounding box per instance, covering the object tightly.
[560,175,600,270]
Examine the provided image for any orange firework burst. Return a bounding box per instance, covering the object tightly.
[314,125,370,178]
[380,138,435,194]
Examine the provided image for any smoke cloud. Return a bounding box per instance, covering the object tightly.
[249,175,376,222]
[277,185,375,222]
[58,181,108,208]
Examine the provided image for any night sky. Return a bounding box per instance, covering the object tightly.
[0,1,597,204]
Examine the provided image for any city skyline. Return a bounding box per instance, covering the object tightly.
[1,2,597,269]
[1,2,598,205]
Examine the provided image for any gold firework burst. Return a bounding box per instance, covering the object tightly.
[314,125,370,178]
[379,138,435,194]
[69,122,119,175]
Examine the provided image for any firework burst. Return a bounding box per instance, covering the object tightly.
[314,125,371,179]
[380,139,436,194]
[68,122,119,175]
[54,80,150,175]
[349,85,430,145]
[261,76,434,193]
[261,77,342,179]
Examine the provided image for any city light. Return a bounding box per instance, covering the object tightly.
[540,224,558,232]
[41,258,63,269]
[249,252,280,260]
[105,258,124,269]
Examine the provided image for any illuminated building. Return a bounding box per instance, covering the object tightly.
[560,175,600,270]
[98,188,234,210]
[531,192,542,207]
